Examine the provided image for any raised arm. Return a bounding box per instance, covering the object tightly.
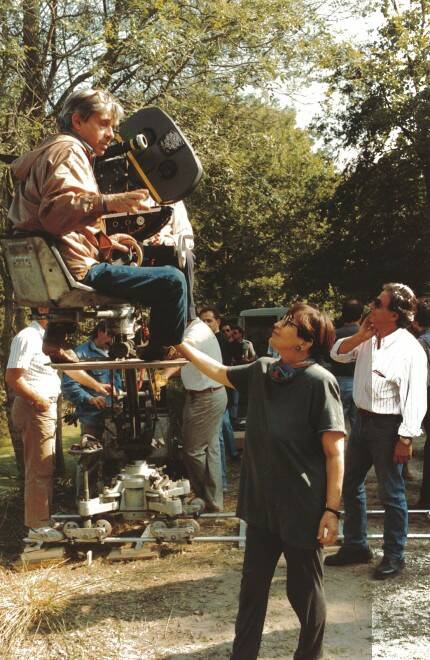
[176,341,234,388]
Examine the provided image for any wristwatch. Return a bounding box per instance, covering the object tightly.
[398,436,412,446]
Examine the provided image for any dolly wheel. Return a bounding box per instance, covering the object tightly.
[95,519,113,536]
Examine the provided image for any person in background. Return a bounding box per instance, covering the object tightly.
[411,297,430,509]
[330,298,364,432]
[220,320,234,344]
[229,325,256,426]
[143,200,196,322]
[6,308,112,538]
[62,321,122,440]
[230,325,257,364]
[199,307,240,491]
[181,318,227,512]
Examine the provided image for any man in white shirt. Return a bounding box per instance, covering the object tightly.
[326,283,427,579]
[6,308,112,534]
[181,318,227,511]
[144,200,196,321]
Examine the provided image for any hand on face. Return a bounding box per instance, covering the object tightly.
[357,314,376,341]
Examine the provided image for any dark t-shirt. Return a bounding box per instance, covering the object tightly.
[227,358,345,548]
[215,332,233,366]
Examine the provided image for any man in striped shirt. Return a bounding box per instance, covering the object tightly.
[326,283,427,579]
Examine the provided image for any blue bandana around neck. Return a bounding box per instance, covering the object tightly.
[268,358,315,383]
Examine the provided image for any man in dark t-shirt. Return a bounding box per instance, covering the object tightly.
[177,303,345,660]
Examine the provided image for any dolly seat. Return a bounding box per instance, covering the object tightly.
[0,234,129,308]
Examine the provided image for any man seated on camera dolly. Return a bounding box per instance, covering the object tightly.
[8,88,187,362]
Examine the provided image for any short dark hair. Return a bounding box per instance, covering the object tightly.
[199,306,221,320]
[90,320,108,339]
[341,299,363,323]
[287,302,335,361]
[231,325,243,335]
[383,283,416,328]
[415,297,430,328]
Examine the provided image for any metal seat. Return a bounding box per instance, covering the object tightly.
[0,235,129,308]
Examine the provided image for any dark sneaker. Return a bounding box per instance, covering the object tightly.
[324,545,373,566]
[373,556,405,580]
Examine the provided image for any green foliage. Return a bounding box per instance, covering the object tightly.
[166,92,338,314]
[305,0,430,300]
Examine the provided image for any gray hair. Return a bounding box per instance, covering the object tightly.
[383,282,416,327]
[57,88,124,130]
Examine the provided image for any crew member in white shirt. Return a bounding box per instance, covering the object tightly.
[181,318,227,512]
[144,200,196,321]
[326,283,427,579]
[6,308,112,536]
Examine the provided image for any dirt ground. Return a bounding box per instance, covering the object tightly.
[2,437,430,659]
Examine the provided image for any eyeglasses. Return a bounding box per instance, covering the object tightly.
[371,298,383,309]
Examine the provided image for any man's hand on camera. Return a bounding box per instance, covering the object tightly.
[104,189,150,214]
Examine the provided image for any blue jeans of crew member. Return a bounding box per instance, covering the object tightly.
[336,376,357,431]
[219,409,239,489]
[343,412,407,560]
[221,408,239,458]
[219,431,227,490]
[83,263,187,347]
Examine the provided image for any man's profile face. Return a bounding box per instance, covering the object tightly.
[221,324,232,340]
[200,311,220,334]
[97,329,114,350]
[369,290,398,327]
[71,110,115,156]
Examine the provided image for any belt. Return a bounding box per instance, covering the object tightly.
[358,408,401,419]
[187,386,224,395]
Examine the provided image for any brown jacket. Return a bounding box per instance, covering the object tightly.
[8,134,110,280]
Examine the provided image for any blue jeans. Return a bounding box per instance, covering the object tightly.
[343,412,407,560]
[336,376,357,430]
[221,408,238,458]
[219,432,227,489]
[83,263,187,346]
[228,388,240,423]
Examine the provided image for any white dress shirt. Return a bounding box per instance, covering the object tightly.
[181,319,223,391]
[7,321,61,399]
[331,328,427,437]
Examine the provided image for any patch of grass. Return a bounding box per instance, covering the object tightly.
[0,564,100,657]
